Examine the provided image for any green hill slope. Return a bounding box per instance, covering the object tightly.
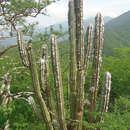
[104,11,130,55]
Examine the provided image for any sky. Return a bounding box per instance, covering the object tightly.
[29,0,130,27]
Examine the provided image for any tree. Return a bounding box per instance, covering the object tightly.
[0,0,56,36]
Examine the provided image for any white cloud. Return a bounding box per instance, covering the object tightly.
[28,0,130,27]
[47,0,68,21]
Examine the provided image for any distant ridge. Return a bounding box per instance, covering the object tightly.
[105,11,130,28]
[104,11,130,55]
[44,16,112,32]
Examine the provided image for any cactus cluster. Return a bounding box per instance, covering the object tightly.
[14,0,112,130]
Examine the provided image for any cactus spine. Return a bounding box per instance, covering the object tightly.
[50,35,67,130]
[88,13,104,123]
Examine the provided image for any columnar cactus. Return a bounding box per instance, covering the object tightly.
[74,0,85,129]
[17,31,55,130]
[88,13,104,123]
[15,0,112,129]
[50,35,67,130]
[26,41,54,130]
[40,45,56,127]
[40,47,47,92]
[84,24,93,74]
[17,31,29,67]
[68,1,93,130]
[83,24,93,89]
[98,72,111,122]
[68,0,77,124]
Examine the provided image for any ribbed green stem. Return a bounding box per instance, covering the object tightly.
[88,13,104,123]
[73,0,85,129]
[98,72,111,122]
[83,24,93,95]
[50,35,67,130]
[68,0,77,127]
[84,24,93,74]
[26,41,54,130]
[40,45,58,130]
[17,30,29,67]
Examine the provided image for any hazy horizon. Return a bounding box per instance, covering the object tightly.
[27,0,130,27]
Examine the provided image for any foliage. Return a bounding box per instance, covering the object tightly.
[0,27,130,129]
[101,48,130,100]
[104,11,130,55]
[0,0,56,35]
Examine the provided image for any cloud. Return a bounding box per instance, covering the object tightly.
[47,0,68,21]
[84,0,130,18]
[28,0,130,27]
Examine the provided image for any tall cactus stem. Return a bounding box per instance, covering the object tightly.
[40,45,57,130]
[98,72,111,122]
[17,30,29,67]
[50,35,67,130]
[84,24,93,74]
[68,0,77,124]
[83,24,93,91]
[88,13,104,123]
[73,0,85,129]
[26,41,54,130]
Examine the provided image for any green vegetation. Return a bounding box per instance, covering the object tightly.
[0,1,130,130]
[0,35,130,129]
[104,11,130,55]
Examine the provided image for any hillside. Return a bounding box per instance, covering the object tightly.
[44,12,130,56]
[104,11,130,55]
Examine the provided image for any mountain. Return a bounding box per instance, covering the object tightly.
[0,36,30,46]
[52,12,130,55]
[45,16,112,32]
[50,12,130,56]
[84,16,112,30]
[104,11,130,55]
[0,16,112,47]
